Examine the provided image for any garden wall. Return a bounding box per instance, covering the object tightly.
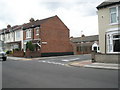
[91,52,119,63]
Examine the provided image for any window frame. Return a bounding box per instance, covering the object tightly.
[109,6,118,24]
[16,31,20,39]
[26,29,32,39]
[35,27,39,36]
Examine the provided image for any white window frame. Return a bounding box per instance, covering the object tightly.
[109,5,120,25]
[16,31,20,39]
[112,33,120,53]
[26,29,32,39]
[106,30,120,54]
[35,27,39,36]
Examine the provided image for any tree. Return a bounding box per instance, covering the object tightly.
[26,41,35,51]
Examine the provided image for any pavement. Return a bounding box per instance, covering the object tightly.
[69,60,119,70]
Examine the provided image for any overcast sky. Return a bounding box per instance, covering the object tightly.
[0,0,105,37]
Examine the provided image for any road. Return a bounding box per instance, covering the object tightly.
[2,55,118,88]
[0,62,2,90]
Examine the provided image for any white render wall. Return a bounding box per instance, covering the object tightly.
[0,29,24,50]
[14,30,23,49]
[98,5,119,53]
[4,32,14,43]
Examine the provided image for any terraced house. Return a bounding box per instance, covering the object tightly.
[97,1,120,54]
[0,25,23,51]
[0,15,73,57]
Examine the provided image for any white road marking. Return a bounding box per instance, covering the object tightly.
[62,58,80,62]
[62,60,69,62]
[38,61,66,66]
[38,58,80,67]
[42,61,46,63]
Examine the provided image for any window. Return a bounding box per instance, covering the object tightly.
[10,33,12,38]
[16,31,20,39]
[0,35,1,40]
[113,35,120,38]
[113,34,120,52]
[113,39,120,52]
[36,28,39,35]
[26,29,31,38]
[6,34,8,40]
[93,47,97,51]
[110,7,117,24]
[119,6,120,22]
[8,34,10,39]
[77,46,79,52]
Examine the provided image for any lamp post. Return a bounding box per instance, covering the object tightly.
[81,30,83,54]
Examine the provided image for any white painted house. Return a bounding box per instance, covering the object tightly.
[97,1,120,54]
[0,25,23,51]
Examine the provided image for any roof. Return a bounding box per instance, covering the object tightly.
[0,15,62,34]
[12,25,22,31]
[23,15,58,30]
[71,35,99,43]
[76,42,94,47]
[97,0,120,9]
[0,25,22,34]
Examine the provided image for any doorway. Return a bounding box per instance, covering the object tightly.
[113,39,120,52]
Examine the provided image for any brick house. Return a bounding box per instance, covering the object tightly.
[70,35,99,55]
[23,15,73,56]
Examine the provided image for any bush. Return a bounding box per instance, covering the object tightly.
[26,41,35,51]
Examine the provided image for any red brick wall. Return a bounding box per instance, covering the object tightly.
[40,16,73,53]
[13,50,24,57]
[23,28,40,40]
[25,50,41,58]
[23,31,26,40]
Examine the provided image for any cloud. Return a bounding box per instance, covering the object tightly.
[0,0,104,36]
[41,2,63,10]
[40,0,103,16]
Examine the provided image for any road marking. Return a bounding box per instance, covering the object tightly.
[62,58,80,62]
[38,61,67,66]
[42,61,46,63]
[62,59,69,62]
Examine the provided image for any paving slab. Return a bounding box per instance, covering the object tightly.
[69,60,119,70]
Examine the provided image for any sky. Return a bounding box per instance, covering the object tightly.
[0,0,105,37]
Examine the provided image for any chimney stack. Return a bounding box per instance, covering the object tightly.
[7,25,11,28]
[29,18,35,22]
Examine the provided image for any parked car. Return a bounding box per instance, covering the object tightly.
[0,50,7,61]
